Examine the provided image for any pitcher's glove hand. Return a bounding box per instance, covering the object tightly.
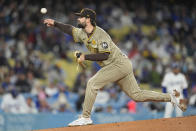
[74,51,82,59]
[74,51,86,69]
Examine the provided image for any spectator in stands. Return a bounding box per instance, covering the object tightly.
[26,97,38,114]
[1,74,12,92]
[1,88,28,114]
[73,70,87,111]
[105,105,116,114]
[38,99,51,113]
[15,73,31,93]
[45,82,58,97]
[149,64,162,87]
[73,70,87,93]
[31,80,42,96]
[13,61,25,74]
[76,88,86,112]
[52,84,72,112]
[27,71,36,88]
[0,51,8,67]
[94,88,110,112]
[35,85,51,112]
[48,64,66,83]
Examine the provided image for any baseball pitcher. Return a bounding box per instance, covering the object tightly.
[43,8,187,126]
[162,63,188,118]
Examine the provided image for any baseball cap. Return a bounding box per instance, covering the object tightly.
[171,62,180,69]
[74,8,96,21]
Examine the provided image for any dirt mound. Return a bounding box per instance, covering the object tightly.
[36,116,196,131]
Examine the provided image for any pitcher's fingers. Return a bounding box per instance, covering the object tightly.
[43,20,48,24]
[44,19,50,23]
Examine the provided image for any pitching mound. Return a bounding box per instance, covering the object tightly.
[36,116,196,131]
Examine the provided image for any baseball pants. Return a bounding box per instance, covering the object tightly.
[164,97,183,118]
[82,58,171,118]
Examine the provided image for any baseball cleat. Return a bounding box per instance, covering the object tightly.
[170,90,187,112]
[68,116,93,126]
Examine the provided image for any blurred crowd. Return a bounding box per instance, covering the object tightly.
[0,0,196,114]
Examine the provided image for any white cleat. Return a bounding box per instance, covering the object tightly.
[68,116,93,126]
[170,90,187,112]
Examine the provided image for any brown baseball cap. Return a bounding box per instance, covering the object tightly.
[74,8,96,21]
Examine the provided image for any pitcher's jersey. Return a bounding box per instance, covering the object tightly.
[72,26,126,67]
[161,72,188,95]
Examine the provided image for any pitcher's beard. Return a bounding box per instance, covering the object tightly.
[77,24,84,28]
[77,23,86,28]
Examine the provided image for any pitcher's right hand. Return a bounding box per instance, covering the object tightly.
[43,19,55,27]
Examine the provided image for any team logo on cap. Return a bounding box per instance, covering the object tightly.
[101,42,108,49]
[80,9,84,13]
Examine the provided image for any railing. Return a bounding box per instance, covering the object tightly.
[0,106,195,131]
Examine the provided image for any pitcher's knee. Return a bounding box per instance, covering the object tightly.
[87,78,99,93]
[130,91,145,102]
[87,78,94,88]
[132,96,144,102]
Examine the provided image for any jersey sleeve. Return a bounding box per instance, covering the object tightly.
[98,35,111,53]
[72,27,82,43]
[161,74,169,87]
[182,75,188,89]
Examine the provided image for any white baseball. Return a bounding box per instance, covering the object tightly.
[40,8,47,14]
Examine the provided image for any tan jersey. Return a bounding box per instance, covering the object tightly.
[72,26,126,67]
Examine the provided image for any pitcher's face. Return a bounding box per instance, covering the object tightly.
[173,68,180,75]
[77,17,87,28]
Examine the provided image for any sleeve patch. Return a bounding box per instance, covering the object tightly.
[101,42,108,49]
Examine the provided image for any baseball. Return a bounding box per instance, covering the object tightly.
[40,8,47,14]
